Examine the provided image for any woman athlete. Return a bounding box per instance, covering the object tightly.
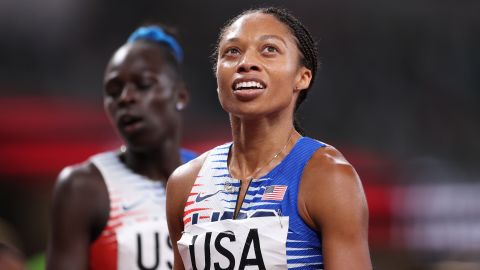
[47,24,195,270]
[167,7,371,270]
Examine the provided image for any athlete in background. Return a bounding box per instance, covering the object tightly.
[47,24,195,270]
[167,7,371,270]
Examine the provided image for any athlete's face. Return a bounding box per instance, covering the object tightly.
[216,13,312,119]
[103,41,187,150]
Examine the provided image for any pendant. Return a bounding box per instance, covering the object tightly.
[224,181,233,192]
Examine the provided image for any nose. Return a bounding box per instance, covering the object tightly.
[118,83,137,106]
[236,50,260,73]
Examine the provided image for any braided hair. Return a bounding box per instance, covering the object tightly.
[214,7,318,135]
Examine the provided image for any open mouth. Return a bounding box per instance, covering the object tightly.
[118,114,143,132]
[232,79,266,91]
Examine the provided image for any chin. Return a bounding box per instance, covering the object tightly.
[228,108,269,120]
[125,141,154,153]
[123,132,151,149]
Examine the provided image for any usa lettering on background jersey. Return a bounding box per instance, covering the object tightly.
[90,152,174,270]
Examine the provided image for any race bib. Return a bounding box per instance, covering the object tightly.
[117,219,173,270]
[178,216,289,270]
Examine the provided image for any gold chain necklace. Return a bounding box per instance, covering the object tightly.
[228,128,295,182]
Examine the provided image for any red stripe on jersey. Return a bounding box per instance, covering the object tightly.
[89,231,117,270]
[185,200,195,207]
[183,207,210,217]
[109,210,146,222]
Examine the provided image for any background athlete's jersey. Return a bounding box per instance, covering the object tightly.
[89,149,195,270]
[181,137,325,269]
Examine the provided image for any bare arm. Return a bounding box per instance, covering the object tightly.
[166,153,207,270]
[46,163,109,270]
[299,146,372,270]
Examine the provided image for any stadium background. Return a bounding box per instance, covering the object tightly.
[1,0,479,269]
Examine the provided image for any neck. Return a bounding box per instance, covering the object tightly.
[121,137,182,182]
[228,111,299,180]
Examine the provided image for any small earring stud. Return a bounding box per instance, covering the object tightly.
[176,103,184,111]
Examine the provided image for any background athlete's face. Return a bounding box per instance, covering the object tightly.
[215,13,312,119]
[103,41,186,150]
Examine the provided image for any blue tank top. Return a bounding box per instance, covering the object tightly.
[180,137,325,269]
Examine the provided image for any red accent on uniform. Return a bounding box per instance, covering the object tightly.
[185,201,195,207]
[104,222,123,232]
[89,232,117,270]
[183,207,210,217]
[108,210,146,222]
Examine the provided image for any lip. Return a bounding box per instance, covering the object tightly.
[117,113,144,134]
[231,77,267,101]
[231,77,267,91]
[232,88,266,101]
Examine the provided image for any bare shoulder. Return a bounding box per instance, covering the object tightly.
[300,145,372,268]
[304,144,362,188]
[299,144,368,230]
[56,161,103,190]
[54,160,106,203]
[51,159,109,236]
[167,151,209,195]
[166,151,210,270]
[47,159,110,269]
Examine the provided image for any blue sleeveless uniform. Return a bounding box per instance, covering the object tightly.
[179,137,325,269]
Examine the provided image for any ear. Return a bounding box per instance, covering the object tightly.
[294,67,312,93]
[175,84,189,111]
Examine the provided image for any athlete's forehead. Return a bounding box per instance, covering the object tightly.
[108,42,164,68]
[104,42,171,81]
[110,43,131,66]
[221,13,294,46]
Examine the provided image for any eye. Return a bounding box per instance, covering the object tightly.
[223,47,241,57]
[262,45,279,54]
[137,78,155,90]
[104,80,123,98]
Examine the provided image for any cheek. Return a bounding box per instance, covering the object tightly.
[216,62,235,90]
[273,58,298,77]
[274,65,301,92]
[218,60,237,71]
[149,93,176,118]
[215,69,231,100]
[103,98,116,120]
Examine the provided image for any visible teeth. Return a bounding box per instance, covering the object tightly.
[235,81,264,90]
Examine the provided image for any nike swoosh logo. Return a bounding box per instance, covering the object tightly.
[195,190,221,203]
[122,197,146,211]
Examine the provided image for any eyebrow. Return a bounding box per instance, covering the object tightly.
[104,72,120,83]
[223,35,287,47]
[259,35,287,46]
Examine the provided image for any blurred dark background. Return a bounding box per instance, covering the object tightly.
[1,0,479,269]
